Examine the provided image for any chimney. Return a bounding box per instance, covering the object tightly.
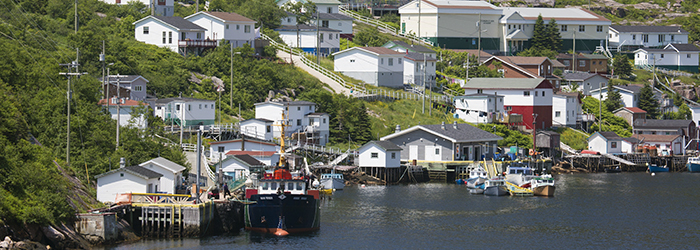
[395,124,401,133]
[119,157,125,168]
[441,121,445,130]
[453,121,458,129]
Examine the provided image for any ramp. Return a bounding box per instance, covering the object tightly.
[560,142,577,155]
[602,154,636,166]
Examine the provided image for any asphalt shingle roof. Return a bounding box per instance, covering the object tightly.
[152,16,206,30]
[124,165,163,179]
[318,13,354,20]
[371,141,402,151]
[598,131,623,140]
[404,52,437,61]
[205,11,255,22]
[141,157,186,173]
[633,119,693,129]
[231,154,265,166]
[668,43,699,52]
[562,72,598,81]
[388,40,435,54]
[103,75,145,83]
[420,123,502,142]
[610,25,688,34]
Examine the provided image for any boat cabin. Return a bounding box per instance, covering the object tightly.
[507,166,533,176]
[485,178,506,187]
[320,173,343,180]
[469,166,488,179]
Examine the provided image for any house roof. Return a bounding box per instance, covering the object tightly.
[240,118,275,124]
[275,24,340,32]
[444,49,492,62]
[150,16,206,31]
[581,53,609,60]
[500,7,610,23]
[225,150,277,157]
[404,52,437,61]
[306,0,341,4]
[363,140,402,151]
[155,97,214,104]
[497,56,549,65]
[140,157,187,173]
[358,47,405,55]
[204,11,256,22]
[421,0,498,9]
[385,40,435,54]
[457,93,504,98]
[382,123,502,143]
[462,78,551,90]
[562,72,607,81]
[318,12,354,20]
[482,56,544,78]
[210,138,278,146]
[229,154,265,167]
[103,75,149,83]
[98,99,144,106]
[306,112,329,116]
[666,43,700,52]
[614,107,647,114]
[253,100,316,106]
[633,119,693,129]
[95,165,163,180]
[537,130,559,136]
[630,134,681,143]
[616,84,644,94]
[610,25,687,34]
[598,131,623,140]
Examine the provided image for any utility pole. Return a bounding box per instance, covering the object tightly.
[59,62,87,166]
[230,44,233,109]
[75,0,78,34]
[418,0,421,39]
[151,0,155,16]
[100,41,105,97]
[478,13,481,62]
[316,9,320,65]
[196,0,199,13]
[572,32,576,72]
[195,129,202,203]
[422,55,425,114]
[532,113,538,154]
[116,75,121,150]
[465,52,470,83]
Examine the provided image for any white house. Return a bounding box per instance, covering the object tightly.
[403,52,436,86]
[398,0,610,53]
[590,84,647,108]
[95,161,163,203]
[225,150,279,168]
[383,40,437,56]
[209,138,279,162]
[239,118,275,141]
[552,92,581,128]
[275,24,340,56]
[99,98,148,129]
[333,47,405,88]
[184,11,257,48]
[608,25,689,51]
[153,97,216,127]
[561,72,609,96]
[220,154,265,180]
[463,78,554,129]
[453,94,505,124]
[139,157,187,195]
[133,15,214,54]
[634,43,699,73]
[587,131,625,154]
[253,101,330,145]
[358,140,402,168]
[102,75,149,101]
[100,0,174,16]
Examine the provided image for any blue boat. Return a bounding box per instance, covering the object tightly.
[687,157,700,172]
[648,164,669,173]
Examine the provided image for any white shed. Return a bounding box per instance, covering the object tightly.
[95,165,163,203]
[358,141,402,168]
[139,157,187,195]
[333,47,405,88]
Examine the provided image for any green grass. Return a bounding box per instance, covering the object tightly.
[555,127,589,151]
[366,98,462,139]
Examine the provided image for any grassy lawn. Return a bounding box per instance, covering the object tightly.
[555,127,589,151]
[366,98,462,139]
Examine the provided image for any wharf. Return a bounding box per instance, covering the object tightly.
[564,153,691,172]
[409,159,553,183]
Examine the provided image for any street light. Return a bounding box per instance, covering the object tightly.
[230,50,241,115]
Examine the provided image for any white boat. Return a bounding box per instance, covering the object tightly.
[483,177,509,196]
[466,165,488,189]
[320,173,344,190]
[505,165,536,188]
[530,174,555,197]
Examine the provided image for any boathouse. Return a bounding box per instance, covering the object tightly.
[95,160,163,203]
[358,140,402,182]
[139,157,187,195]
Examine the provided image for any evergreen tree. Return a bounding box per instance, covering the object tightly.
[612,55,633,78]
[530,15,548,50]
[545,18,562,51]
[638,84,660,119]
[604,83,622,112]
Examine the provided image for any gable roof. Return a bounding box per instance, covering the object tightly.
[404,52,437,61]
[420,0,498,9]
[599,131,623,140]
[318,12,354,20]
[361,140,402,151]
[240,118,275,124]
[614,107,647,114]
[140,157,187,173]
[381,123,502,143]
[630,134,681,143]
[666,43,700,52]
[610,25,687,34]
[103,75,149,83]
[333,46,405,57]
[615,84,644,94]
[141,15,206,31]
[210,138,278,146]
[633,119,693,129]
[562,72,607,81]
[229,154,265,167]
[203,11,256,22]
[98,99,144,107]
[253,100,316,107]
[482,56,540,78]
[385,40,435,54]
[462,78,552,90]
[500,7,610,23]
[95,165,163,180]
[444,49,492,62]
[226,150,277,157]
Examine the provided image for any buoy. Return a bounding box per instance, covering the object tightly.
[361,184,366,188]
[274,229,289,236]
[651,173,656,176]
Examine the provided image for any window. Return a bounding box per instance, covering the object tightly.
[435,148,440,155]
[632,34,636,40]
[226,24,229,29]
[659,34,665,42]
[162,31,166,44]
[329,33,332,40]
[579,25,585,32]
[381,58,384,64]
[389,58,394,66]
[579,60,585,67]
[236,25,240,30]
[596,25,603,32]
[524,91,530,96]
[322,20,329,28]
[199,104,202,109]
[508,25,511,30]
[661,54,664,58]
[176,104,180,111]
[266,125,271,132]
[320,33,324,42]
[555,111,561,117]
[134,85,142,92]
[244,25,250,33]
[542,91,545,96]
[197,33,201,39]
[642,34,649,43]
[477,89,483,94]
[120,173,124,177]
[323,118,326,123]
[143,26,149,34]
[535,91,538,97]
[398,58,402,64]
[688,54,692,58]
[188,104,191,111]
[611,142,617,148]
[391,152,396,159]
[350,59,355,63]
[563,60,570,66]
[561,25,567,32]
[181,32,186,40]
[328,7,332,13]
[371,152,378,158]
[218,146,224,152]
[211,104,214,109]
[518,25,521,29]
[168,32,172,44]
[336,34,339,39]
[297,107,301,111]
[671,35,675,41]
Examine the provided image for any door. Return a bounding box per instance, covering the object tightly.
[474,146,481,161]
[409,145,418,160]
[424,146,434,161]
[402,23,406,33]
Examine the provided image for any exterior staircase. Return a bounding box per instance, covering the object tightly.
[339,5,433,46]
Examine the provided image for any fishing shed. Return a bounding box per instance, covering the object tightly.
[536,130,560,158]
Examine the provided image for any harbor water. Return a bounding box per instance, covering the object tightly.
[102,172,700,249]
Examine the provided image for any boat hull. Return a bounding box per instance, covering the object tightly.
[648,166,669,173]
[484,186,509,196]
[244,194,320,235]
[687,163,700,172]
[320,178,345,190]
[533,185,555,197]
[469,188,484,194]
[466,177,486,189]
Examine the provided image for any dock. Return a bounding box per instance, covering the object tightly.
[565,153,690,172]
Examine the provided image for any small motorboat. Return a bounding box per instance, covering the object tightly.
[647,163,669,173]
[483,177,509,196]
[687,156,700,172]
[530,175,555,197]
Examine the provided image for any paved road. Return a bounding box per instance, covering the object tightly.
[277,50,352,96]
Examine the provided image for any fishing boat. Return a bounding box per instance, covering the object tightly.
[466,165,488,189]
[647,163,669,173]
[319,171,344,190]
[469,183,484,194]
[243,112,320,236]
[530,175,555,197]
[504,164,536,187]
[687,156,700,172]
[483,177,509,196]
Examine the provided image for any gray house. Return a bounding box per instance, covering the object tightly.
[561,72,608,95]
[380,121,502,162]
[102,75,149,101]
